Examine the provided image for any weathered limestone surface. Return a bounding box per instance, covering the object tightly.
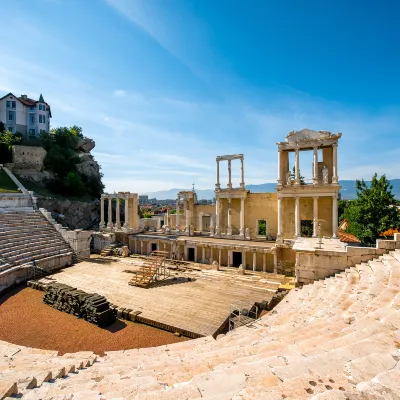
[3,245,399,399]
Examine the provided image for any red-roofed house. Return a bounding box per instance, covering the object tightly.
[0,92,52,136]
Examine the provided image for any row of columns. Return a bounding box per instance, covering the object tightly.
[131,239,277,273]
[216,157,245,190]
[277,195,338,239]
[214,197,245,236]
[100,194,131,230]
[277,143,339,186]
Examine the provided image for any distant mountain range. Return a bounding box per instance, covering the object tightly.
[142,179,400,201]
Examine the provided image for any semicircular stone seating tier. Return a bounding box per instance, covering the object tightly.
[1,250,400,399]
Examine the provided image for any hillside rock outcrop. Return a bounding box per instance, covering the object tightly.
[37,197,100,230]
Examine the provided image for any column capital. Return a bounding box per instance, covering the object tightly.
[332,142,338,148]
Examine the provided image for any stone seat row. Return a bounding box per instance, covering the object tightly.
[0,239,71,260]
[0,230,64,246]
[14,250,400,399]
[0,340,97,399]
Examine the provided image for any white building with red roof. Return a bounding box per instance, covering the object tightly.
[0,92,52,136]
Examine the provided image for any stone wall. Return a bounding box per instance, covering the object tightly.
[140,216,162,231]
[295,235,400,284]
[245,193,278,238]
[40,209,92,258]
[92,232,116,253]
[12,145,46,170]
[0,253,72,295]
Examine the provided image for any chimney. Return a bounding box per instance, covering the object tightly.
[21,94,27,100]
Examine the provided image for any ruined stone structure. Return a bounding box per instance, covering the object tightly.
[101,129,346,280]
[277,129,341,241]
[99,192,139,232]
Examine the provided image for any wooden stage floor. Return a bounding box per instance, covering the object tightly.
[38,257,286,338]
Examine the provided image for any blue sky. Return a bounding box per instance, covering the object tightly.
[0,0,399,193]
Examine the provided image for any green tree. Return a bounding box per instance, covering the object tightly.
[338,199,350,223]
[291,166,305,184]
[343,174,400,244]
[0,129,21,148]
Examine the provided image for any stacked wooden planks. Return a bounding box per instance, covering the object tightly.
[43,283,116,328]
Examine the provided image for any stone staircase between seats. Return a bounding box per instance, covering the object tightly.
[0,211,74,285]
[2,250,400,399]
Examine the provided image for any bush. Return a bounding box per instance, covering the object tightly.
[41,126,103,199]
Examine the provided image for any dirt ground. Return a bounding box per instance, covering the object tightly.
[0,286,188,356]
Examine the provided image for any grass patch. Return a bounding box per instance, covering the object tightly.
[18,177,95,202]
[0,169,20,193]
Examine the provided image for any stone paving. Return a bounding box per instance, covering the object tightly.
[37,258,284,337]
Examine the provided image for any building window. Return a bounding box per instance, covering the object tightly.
[6,101,10,108]
[8,111,14,121]
[29,114,35,124]
[7,127,14,133]
[43,115,45,124]
[29,128,35,134]
[29,106,35,111]
[39,115,42,123]
[39,104,46,111]
[6,101,15,108]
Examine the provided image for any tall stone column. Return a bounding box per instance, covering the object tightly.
[313,146,319,185]
[239,198,245,236]
[115,194,121,229]
[242,250,246,270]
[295,148,300,185]
[240,158,245,188]
[175,199,180,231]
[252,252,257,272]
[294,196,300,238]
[210,247,213,264]
[273,251,278,274]
[332,195,338,238]
[215,198,220,234]
[228,250,232,267]
[277,149,282,187]
[202,247,205,263]
[199,213,203,232]
[184,245,188,261]
[227,160,232,188]
[216,159,220,190]
[313,197,319,238]
[185,200,190,233]
[332,143,338,184]
[124,195,129,228]
[262,253,266,272]
[100,195,105,230]
[140,240,143,255]
[107,197,113,229]
[277,197,283,238]
[218,248,222,267]
[227,199,232,235]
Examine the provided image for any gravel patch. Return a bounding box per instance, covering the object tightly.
[0,287,188,356]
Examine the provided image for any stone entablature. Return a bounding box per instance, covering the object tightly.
[100,192,139,233]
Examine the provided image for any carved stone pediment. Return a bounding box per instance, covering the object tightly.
[286,129,341,143]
